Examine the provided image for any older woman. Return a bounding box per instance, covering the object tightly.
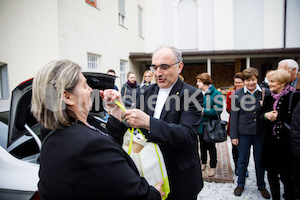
[31,59,163,200]
[140,70,153,89]
[196,73,223,177]
[260,69,300,200]
[230,67,270,199]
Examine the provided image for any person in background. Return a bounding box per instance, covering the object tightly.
[230,67,270,199]
[291,101,300,199]
[121,71,140,107]
[123,46,204,200]
[226,72,246,176]
[179,74,184,82]
[32,59,164,200]
[107,69,119,91]
[277,59,300,91]
[260,69,300,200]
[140,70,153,89]
[260,70,272,90]
[196,72,223,177]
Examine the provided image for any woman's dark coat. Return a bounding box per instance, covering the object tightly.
[259,91,300,172]
[39,116,160,200]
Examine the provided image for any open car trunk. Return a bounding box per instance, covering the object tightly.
[7,72,116,159]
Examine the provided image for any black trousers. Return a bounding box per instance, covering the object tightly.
[198,134,217,168]
[267,170,295,200]
[294,161,300,199]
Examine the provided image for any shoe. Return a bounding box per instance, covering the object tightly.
[208,168,216,177]
[234,186,244,196]
[201,164,206,171]
[259,188,270,199]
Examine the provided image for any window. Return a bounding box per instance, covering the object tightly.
[138,6,143,37]
[119,0,125,26]
[86,0,97,8]
[120,60,127,84]
[87,53,100,71]
[0,64,9,99]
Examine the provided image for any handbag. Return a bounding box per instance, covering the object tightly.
[122,128,170,200]
[203,112,227,143]
[283,91,295,131]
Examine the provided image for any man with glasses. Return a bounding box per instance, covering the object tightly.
[124,46,204,200]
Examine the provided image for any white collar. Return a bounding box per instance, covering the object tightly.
[243,84,262,94]
[202,84,212,95]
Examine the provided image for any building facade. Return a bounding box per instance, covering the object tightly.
[1,0,300,109]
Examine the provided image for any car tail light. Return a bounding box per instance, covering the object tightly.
[30,190,40,200]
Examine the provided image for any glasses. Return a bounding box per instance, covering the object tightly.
[149,61,181,71]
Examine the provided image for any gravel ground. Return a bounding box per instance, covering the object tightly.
[196,139,285,200]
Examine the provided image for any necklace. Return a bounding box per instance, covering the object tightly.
[89,125,109,136]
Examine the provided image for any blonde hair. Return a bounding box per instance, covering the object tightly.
[142,70,153,82]
[31,59,81,130]
[266,69,291,86]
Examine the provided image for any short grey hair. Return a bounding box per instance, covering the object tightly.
[152,46,183,62]
[31,59,81,130]
[278,59,299,73]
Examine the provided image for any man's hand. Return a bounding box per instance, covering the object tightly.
[124,109,150,130]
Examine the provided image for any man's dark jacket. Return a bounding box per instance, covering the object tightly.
[136,78,204,200]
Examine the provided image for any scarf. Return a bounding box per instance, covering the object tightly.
[271,85,296,135]
[127,80,137,88]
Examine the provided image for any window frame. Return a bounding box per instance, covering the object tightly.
[118,0,126,27]
[120,60,127,85]
[138,5,143,37]
[87,53,101,71]
[0,64,10,99]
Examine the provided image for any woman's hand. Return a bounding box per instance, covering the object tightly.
[154,180,165,200]
[100,89,125,121]
[231,138,239,146]
[264,111,278,122]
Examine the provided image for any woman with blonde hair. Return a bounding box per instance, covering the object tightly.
[260,69,300,200]
[31,59,164,200]
[140,70,153,89]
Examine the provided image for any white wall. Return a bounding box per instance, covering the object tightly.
[144,0,164,52]
[0,0,59,93]
[264,0,284,48]
[57,0,146,87]
[286,0,300,47]
[233,0,264,49]
[214,0,234,50]
[201,0,215,50]
[177,0,198,49]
